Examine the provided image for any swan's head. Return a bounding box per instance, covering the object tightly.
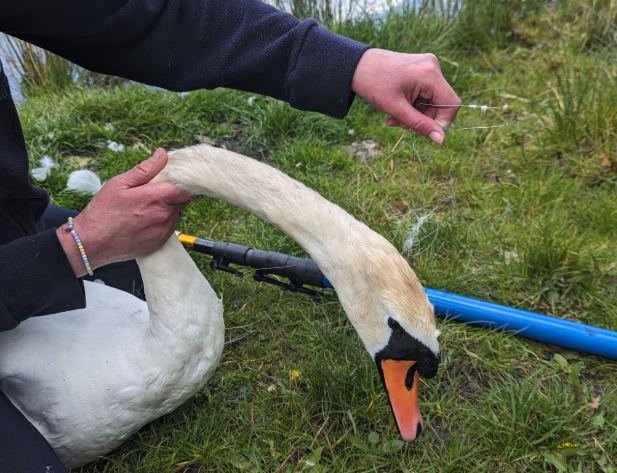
[327,228,440,442]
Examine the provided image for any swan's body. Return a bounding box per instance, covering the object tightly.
[0,236,224,467]
[0,144,439,468]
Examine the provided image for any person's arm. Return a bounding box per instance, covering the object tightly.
[1,0,461,140]
[0,230,86,332]
[0,149,191,332]
[0,0,368,119]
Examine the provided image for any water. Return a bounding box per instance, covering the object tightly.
[0,33,22,100]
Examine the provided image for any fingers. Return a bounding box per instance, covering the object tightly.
[386,74,461,141]
[143,182,196,206]
[119,148,195,204]
[355,50,462,144]
[165,186,197,206]
[429,76,461,130]
[119,148,168,187]
[413,55,460,130]
[394,103,445,145]
[387,117,402,128]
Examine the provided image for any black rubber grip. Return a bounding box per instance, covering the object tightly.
[191,238,327,288]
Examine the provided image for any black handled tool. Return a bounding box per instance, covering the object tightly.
[177,233,332,298]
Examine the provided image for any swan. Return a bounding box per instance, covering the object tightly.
[0,144,440,468]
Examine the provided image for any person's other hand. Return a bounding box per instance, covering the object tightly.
[351,49,461,145]
[57,148,195,276]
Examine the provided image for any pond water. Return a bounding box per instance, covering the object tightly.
[0,34,21,99]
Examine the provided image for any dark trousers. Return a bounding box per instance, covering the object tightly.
[0,391,68,472]
[0,205,144,472]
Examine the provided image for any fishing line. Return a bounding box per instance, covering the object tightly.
[382,101,514,258]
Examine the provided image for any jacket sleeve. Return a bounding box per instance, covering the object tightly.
[0,0,369,118]
[0,229,85,332]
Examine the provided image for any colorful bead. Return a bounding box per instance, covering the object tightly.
[67,218,93,277]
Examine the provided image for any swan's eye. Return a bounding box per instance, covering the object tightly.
[388,318,401,330]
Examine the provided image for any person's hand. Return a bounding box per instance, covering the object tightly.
[57,148,195,277]
[351,49,461,145]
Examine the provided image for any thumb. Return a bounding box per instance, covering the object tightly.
[120,148,168,187]
[396,105,445,145]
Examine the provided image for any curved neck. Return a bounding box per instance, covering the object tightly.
[149,144,436,359]
[153,145,369,282]
[137,235,224,356]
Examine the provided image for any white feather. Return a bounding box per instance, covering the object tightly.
[66,170,103,195]
[107,140,125,152]
[31,156,57,182]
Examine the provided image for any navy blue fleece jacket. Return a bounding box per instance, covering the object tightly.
[0,0,369,332]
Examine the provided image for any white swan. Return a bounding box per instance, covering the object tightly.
[0,144,440,468]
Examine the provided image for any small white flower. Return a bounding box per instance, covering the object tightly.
[47,132,54,139]
[469,103,478,109]
[295,162,302,168]
[31,156,57,182]
[348,129,355,136]
[480,105,488,113]
[247,96,256,105]
[502,103,509,111]
[305,461,316,467]
[104,123,113,131]
[106,140,125,152]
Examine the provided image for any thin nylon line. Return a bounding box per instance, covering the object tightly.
[448,120,517,132]
[417,103,509,110]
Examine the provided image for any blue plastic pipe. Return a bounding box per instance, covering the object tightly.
[322,278,617,359]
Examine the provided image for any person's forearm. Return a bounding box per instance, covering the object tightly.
[0,0,368,118]
[0,230,86,332]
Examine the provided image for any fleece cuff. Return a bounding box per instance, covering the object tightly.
[0,229,85,331]
[287,25,370,119]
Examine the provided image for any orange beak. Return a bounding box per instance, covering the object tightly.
[380,359,423,441]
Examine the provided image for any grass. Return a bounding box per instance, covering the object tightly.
[10,0,617,471]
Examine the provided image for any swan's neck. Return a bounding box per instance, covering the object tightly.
[151,145,397,354]
[149,144,436,360]
[136,236,223,355]
[153,146,367,281]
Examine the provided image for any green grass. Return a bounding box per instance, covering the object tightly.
[13,0,617,471]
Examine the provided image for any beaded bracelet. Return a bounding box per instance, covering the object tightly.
[67,217,94,277]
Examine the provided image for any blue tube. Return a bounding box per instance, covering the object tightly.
[425,288,617,359]
[323,277,617,359]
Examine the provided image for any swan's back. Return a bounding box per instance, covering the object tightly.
[0,272,223,467]
[0,282,153,463]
